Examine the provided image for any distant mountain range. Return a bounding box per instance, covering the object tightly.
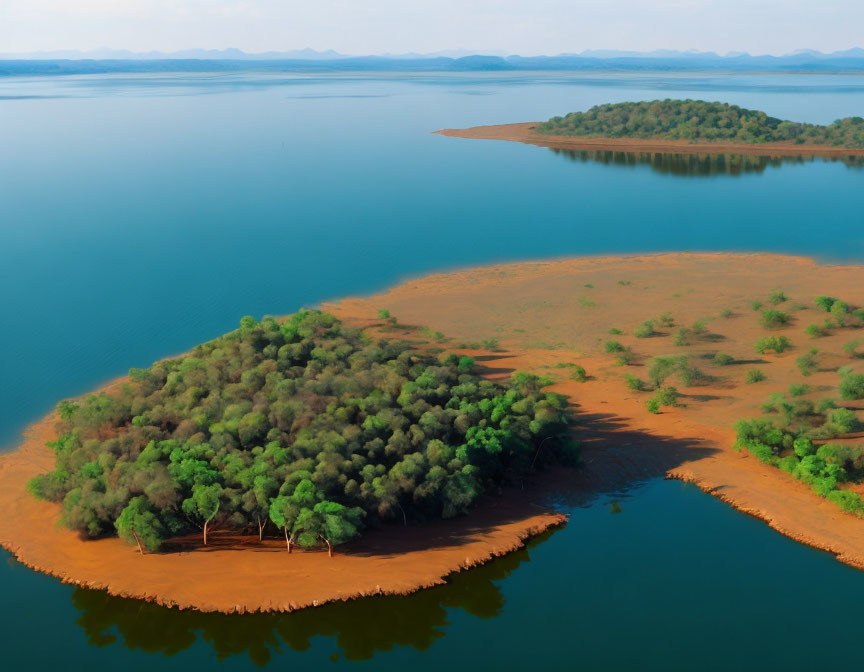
[3,48,864,75]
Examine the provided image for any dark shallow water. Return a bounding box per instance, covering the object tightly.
[2,71,864,670]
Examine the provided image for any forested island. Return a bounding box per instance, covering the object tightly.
[26,310,577,554]
[535,100,864,147]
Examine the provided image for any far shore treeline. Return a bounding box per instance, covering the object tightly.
[537,100,864,148]
[27,310,578,554]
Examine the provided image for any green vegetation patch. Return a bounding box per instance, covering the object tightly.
[27,311,578,553]
[536,100,864,148]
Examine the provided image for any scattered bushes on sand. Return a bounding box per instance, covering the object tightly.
[745,369,766,384]
[27,311,578,553]
[647,355,704,388]
[755,335,791,354]
[761,309,791,329]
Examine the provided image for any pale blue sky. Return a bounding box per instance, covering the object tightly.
[1,0,861,56]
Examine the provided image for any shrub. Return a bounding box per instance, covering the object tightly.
[842,339,861,358]
[789,384,810,397]
[745,369,766,384]
[377,308,391,320]
[604,340,625,353]
[624,374,648,391]
[826,490,864,515]
[569,364,588,382]
[646,399,661,414]
[658,313,675,327]
[578,296,597,308]
[755,335,791,354]
[768,289,788,305]
[831,300,850,327]
[721,308,733,319]
[750,300,763,311]
[647,356,678,387]
[616,349,637,366]
[826,408,861,434]
[796,349,818,377]
[817,399,838,413]
[482,338,500,351]
[793,436,815,458]
[855,308,864,324]
[761,309,790,329]
[839,372,864,400]
[815,296,838,312]
[634,321,656,338]
[673,328,689,346]
[608,328,623,335]
[805,323,826,339]
[691,319,709,335]
[646,386,680,413]
[713,353,734,366]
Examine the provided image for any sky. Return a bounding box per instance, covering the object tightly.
[1,0,862,56]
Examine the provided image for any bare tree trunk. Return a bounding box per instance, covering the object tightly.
[131,528,145,555]
[397,502,407,526]
[284,526,293,552]
[257,516,266,541]
[325,538,332,558]
[203,519,209,546]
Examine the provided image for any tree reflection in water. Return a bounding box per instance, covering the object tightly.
[70,529,558,666]
[548,147,864,176]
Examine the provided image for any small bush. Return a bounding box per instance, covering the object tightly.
[377,308,391,319]
[482,338,500,351]
[673,328,689,347]
[616,349,637,366]
[713,352,734,366]
[805,323,826,339]
[768,289,788,305]
[854,308,864,324]
[789,384,810,397]
[831,300,850,327]
[658,313,675,328]
[646,399,661,414]
[796,349,818,377]
[815,296,838,312]
[691,319,709,335]
[604,340,625,353]
[578,296,597,308]
[750,300,763,311]
[761,309,791,329]
[646,386,681,413]
[624,374,648,392]
[842,339,861,358]
[634,321,656,338]
[608,328,623,335]
[618,280,632,286]
[839,372,864,400]
[817,399,838,413]
[746,369,766,384]
[721,308,733,319]
[826,408,861,434]
[569,364,588,382]
[755,335,791,354]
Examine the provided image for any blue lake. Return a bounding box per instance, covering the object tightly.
[2,71,864,670]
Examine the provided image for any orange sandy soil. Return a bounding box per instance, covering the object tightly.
[326,253,864,567]
[435,122,864,158]
[4,252,864,614]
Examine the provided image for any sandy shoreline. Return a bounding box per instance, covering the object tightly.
[4,251,864,613]
[435,122,864,158]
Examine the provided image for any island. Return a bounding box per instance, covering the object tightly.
[436,100,864,157]
[3,252,864,613]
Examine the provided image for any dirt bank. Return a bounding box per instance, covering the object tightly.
[435,122,864,158]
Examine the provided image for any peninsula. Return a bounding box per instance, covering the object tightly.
[3,253,864,613]
[436,100,864,157]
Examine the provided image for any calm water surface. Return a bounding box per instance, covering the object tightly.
[2,71,864,670]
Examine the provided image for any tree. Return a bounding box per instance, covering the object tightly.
[115,497,165,553]
[293,501,365,557]
[183,483,222,545]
